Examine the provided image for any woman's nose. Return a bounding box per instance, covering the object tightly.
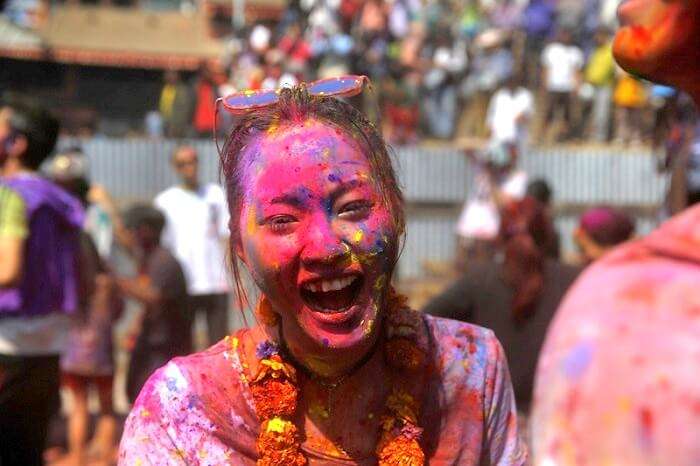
[300,216,350,267]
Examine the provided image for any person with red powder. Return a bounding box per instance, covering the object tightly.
[531,0,700,463]
[424,197,580,420]
[118,80,526,465]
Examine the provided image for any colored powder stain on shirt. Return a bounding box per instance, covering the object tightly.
[562,342,594,381]
[328,173,341,183]
[639,407,655,450]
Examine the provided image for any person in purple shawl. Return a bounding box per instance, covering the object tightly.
[0,95,84,465]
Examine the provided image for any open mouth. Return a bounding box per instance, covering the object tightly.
[300,274,364,314]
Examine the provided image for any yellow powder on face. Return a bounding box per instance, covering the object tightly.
[246,207,257,236]
[353,229,364,243]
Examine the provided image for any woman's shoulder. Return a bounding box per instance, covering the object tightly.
[423,314,506,380]
[120,333,258,464]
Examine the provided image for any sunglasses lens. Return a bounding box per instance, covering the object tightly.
[307,76,364,97]
[223,90,279,111]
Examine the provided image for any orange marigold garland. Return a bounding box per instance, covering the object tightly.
[247,288,427,465]
[249,341,306,465]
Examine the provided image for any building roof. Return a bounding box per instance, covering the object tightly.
[0,2,286,70]
[42,6,225,69]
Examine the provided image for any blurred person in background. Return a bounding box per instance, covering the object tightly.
[521,0,556,88]
[657,94,700,215]
[154,145,230,348]
[613,69,648,145]
[580,27,616,142]
[486,73,534,155]
[526,178,560,258]
[455,144,529,268]
[540,29,585,143]
[47,147,126,261]
[192,63,219,137]
[573,206,635,265]
[531,0,700,461]
[426,197,580,425]
[46,152,124,466]
[421,30,467,139]
[159,70,194,139]
[383,68,421,145]
[0,95,84,465]
[462,31,514,138]
[117,205,190,404]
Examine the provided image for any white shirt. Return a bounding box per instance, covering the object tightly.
[486,86,534,146]
[155,184,230,296]
[541,43,584,92]
[456,163,528,240]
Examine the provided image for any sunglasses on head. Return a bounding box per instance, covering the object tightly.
[216,75,369,116]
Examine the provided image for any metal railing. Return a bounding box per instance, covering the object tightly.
[62,138,668,278]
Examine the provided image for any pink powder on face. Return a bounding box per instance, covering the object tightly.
[237,119,397,352]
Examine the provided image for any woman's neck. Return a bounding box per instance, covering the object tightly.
[274,320,383,380]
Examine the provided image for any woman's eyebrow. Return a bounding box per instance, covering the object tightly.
[269,187,315,207]
[330,178,368,201]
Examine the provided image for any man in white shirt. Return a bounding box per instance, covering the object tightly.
[541,29,584,142]
[486,73,534,154]
[154,145,230,346]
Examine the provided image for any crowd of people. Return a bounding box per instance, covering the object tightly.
[147,0,691,149]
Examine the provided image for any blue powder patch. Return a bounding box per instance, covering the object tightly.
[328,173,341,182]
[562,342,594,380]
[322,338,330,347]
[165,377,180,393]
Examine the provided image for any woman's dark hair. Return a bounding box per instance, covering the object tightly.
[500,196,557,324]
[219,84,405,310]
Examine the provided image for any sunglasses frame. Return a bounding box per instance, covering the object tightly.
[217,75,369,116]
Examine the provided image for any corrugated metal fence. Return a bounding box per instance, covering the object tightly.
[62,138,668,278]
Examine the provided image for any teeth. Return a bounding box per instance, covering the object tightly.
[304,276,357,293]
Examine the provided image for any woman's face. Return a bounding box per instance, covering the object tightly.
[613,0,700,84]
[237,119,397,357]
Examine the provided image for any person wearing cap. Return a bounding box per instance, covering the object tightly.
[0,95,84,465]
[574,206,635,264]
[531,0,700,462]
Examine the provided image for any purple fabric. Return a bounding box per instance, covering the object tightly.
[0,175,84,318]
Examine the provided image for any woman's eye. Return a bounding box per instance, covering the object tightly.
[266,215,298,233]
[338,200,372,220]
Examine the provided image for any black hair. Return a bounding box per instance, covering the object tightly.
[526,178,553,206]
[1,93,60,170]
[122,204,166,236]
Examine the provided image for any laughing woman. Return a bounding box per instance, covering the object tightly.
[118,78,526,466]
